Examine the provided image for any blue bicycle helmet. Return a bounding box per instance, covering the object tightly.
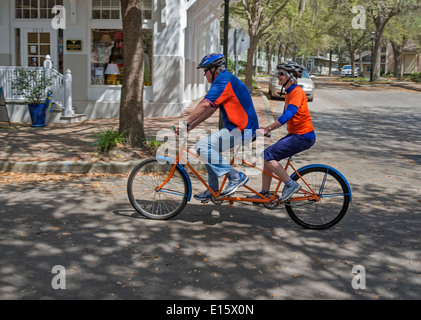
[197,53,226,70]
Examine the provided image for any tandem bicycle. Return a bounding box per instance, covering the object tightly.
[127,128,352,230]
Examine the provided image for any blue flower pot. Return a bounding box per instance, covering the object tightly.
[28,103,47,127]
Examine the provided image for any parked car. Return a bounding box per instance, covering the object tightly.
[268,69,315,102]
[341,65,359,77]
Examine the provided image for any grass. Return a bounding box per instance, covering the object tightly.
[93,128,126,153]
[148,137,163,148]
[334,77,395,85]
[93,127,164,155]
[336,77,369,82]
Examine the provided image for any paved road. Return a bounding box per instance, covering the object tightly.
[0,81,420,300]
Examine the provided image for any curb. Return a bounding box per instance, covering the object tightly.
[0,160,141,174]
[0,158,252,174]
[391,83,421,92]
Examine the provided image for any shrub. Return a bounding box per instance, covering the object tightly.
[409,72,421,83]
[11,68,56,104]
[93,128,126,153]
[148,138,162,148]
[226,57,246,76]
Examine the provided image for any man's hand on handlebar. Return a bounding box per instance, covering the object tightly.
[173,121,190,135]
[173,125,180,135]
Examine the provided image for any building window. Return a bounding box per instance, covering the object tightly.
[91,0,152,20]
[143,0,152,19]
[92,0,121,20]
[15,0,64,19]
[15,29,21,66]
[90,29,152,86]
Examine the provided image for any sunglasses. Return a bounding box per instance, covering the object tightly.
[278,71,287,77]
[204,68,211,75]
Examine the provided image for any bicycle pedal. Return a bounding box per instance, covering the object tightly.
[201,199,211,204]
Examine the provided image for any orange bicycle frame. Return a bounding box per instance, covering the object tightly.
[156,143,320,204]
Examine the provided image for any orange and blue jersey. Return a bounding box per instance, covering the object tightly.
[278,84,315,139]
[204,70,259,134]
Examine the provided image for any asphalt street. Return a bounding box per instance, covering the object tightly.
[0,80,420,300]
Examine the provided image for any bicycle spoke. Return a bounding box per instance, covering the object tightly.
[286,166,350,229]
[127,159,188,219]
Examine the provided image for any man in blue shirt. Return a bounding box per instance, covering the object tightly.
[176,53,259,202]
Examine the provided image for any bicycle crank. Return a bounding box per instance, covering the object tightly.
[211,195,225,205]
[263,194,280,209]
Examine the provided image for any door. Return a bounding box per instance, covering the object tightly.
[21,29,58,68]
[403,53,416,74]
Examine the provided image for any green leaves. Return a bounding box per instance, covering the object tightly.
[409,72,421,83]
[93,128,127,153]
[11,68,56,105]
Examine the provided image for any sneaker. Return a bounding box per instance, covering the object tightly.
[280,181,301,201]
[221,172,249,196]
[193,190,214,203]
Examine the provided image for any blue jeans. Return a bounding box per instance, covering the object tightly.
[195,128,249,191]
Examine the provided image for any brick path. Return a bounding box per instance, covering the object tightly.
[0,91,273,167]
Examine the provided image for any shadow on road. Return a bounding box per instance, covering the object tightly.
[0,175,419,299]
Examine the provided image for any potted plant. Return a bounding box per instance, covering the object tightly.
[11,67,55,127]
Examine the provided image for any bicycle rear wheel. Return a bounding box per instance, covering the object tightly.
[285,166,350,230]
[127,158,189,220]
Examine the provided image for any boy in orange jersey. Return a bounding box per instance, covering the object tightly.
[252,61,316,201]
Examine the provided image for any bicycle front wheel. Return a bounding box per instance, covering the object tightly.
[127,158,189,220]
[285,166,350,230]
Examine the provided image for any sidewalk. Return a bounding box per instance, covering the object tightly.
[0,88,275,174]
[318,76,421,92]
[391,81,421,92]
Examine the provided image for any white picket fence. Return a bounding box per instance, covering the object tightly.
[0,55,73,116]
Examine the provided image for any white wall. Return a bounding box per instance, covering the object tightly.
[63,0,89,103]
[1,0,225,120]
[149,0,186,116]
[228,28,249,57]
[0,0,11,65]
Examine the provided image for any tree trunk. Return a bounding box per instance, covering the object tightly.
[253,51,259,77]
[266,43,272,75]
[283,44,289,60]
[328,50,333,75]
[372,29,383,81]
[277,39,283,63]
[390,40,403,78]
[245,37,258,91]
[241,0,290,91]
[372,9,395,81]
[345,37,356,77]
[119,0,146,147]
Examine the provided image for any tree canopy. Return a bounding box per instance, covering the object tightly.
[230,0,421,79]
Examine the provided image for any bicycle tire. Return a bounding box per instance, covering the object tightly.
[285,166,350,230]
[127,158,189,220]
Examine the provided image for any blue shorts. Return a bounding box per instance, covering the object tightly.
[263,133,316,162]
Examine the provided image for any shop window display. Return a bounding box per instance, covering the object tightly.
[91,29,152,86]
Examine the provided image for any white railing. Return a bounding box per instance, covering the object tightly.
[0,55,73,116]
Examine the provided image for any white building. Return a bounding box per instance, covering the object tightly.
[226,28,278,76]
[0,0,225,122]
